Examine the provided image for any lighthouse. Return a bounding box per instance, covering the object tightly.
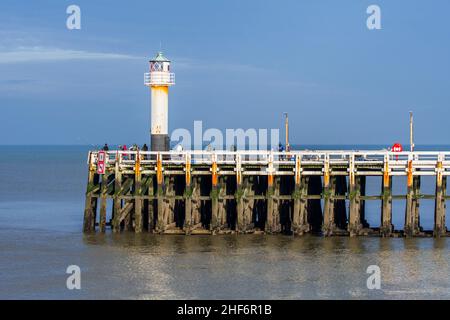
[144,52,175,151]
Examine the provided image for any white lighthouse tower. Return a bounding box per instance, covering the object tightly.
[144,52,175,151]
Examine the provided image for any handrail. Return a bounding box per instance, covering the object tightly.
[88,150,450,166]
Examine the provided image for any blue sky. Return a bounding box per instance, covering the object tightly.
[0,0,449,145]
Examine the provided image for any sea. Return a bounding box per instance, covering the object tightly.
[0,145,449,299]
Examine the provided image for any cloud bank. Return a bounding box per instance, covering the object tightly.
[0,46,140,63]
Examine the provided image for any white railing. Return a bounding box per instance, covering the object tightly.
[88,150,450,169]
[144,72,175,86]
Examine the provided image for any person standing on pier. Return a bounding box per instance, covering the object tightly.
[102,143,109,151]
[142,143,148,160]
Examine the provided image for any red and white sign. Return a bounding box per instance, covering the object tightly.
[97,151,106,174]
[391,143,403,152]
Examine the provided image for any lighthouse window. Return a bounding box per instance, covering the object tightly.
[151,62,163,71]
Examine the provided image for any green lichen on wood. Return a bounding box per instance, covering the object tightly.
[210,187,220,200]
[86,183,98,194]
[321,188,333,200]
[184,186,193,199]
[235,187,245,201]
[348,189,359,201]
[382,189,391,201]
[292,188,303,200]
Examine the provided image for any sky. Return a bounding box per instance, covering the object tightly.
[0,0,449,146]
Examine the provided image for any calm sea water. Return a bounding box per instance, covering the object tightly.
[0,145,450,299]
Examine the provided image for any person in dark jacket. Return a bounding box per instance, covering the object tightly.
[102,143,109,151]
[141,143,148,160]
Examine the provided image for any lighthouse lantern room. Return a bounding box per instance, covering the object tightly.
[144,52,175,151]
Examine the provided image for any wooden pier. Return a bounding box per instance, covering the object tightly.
[83,150,450,237]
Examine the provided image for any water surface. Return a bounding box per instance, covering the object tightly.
[1,145,449,299]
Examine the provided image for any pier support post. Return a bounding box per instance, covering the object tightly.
[159,176,176,232]
[147,176,155,233]
[265,152,280,233]
[434,158,447,237]
[155,153,165,233]
[235,154,244,233]
[184,153,192,234]
[236,184,244,233]
[292,155,309,235]
[83,152,98,232]
[218,176,228,231]
[112,155,122,232]
[210,155,220,233]
[348,154,362,236]
[184,175,202,233]
[134,153,143,233]
[334,175,348,230]
[265,177,274,233]
[99,172,109,232]
[359,175,368,228]
[242,176,255,233]
[322,157,336,236]
[191,176,202,230]
[405,158,421,236]
[381,155,393,236]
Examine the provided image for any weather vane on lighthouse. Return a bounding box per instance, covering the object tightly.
[144,52,175,151]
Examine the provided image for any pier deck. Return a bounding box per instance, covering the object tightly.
[83,150,450,237]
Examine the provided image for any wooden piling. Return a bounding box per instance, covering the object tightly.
[348,175,362,237]
[147,176,155,232]
[243,176,255,232]
[292,155,309,235]
[112,154,122,232]
[210,155,220,233]
[156,153,165,233]
[99,172,109,232]
[405,157,421,236]
[381,156,393,236]
[184,153,192,234]
[83,152,98,232]
[235,153,244,233]
[292,176,309,235]
[434,159,447,237]
[134,153,143,233]
[322,157,336,236]
[218,176,228,231]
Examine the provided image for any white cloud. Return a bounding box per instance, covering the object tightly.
[0,46,141,63]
